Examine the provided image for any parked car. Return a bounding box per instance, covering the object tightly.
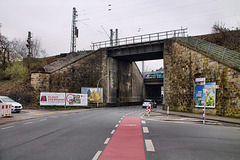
[0,96,22,113]
[142,99,157,108]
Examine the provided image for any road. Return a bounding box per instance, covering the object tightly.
[0,106,240,160]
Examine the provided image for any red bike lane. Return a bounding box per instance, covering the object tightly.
[99,116,146,160]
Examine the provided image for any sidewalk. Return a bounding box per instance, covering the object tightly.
[149,109,240,125]
[0,109,91,126]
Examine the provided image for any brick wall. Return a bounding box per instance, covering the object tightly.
[31,72,50,91]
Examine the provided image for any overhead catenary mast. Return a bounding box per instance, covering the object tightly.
[26,31,32,57]
[70,7,79,53]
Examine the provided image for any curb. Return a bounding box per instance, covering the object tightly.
[152,109,240,125]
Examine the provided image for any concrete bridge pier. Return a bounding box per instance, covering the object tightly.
[107,57,144,106]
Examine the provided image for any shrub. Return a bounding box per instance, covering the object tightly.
[5,62,28,82]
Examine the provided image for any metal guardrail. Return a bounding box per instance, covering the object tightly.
[176,37,240,69]
[92,28,187,50]
[143,71,164,79]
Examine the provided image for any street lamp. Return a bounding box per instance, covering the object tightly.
[97,75,109,108]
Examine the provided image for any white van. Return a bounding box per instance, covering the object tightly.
[0,96,23,113]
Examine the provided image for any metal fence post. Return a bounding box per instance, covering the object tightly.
[222,48,226,60]
[207,43,211,54]
[195,39,199,48]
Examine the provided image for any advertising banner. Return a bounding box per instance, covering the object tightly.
[40,92,65,106]
[40,92,88,106]
[194,82,216,108]
[66,93,88,106]
[81,87,103,103]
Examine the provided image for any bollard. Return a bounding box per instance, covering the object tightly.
[146,104,151,117]
[1,104,12,117]
[167,106,169,119]
[203,108,206,124]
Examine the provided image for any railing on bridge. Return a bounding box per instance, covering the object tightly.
[143,71,164,79]
[92,28,187,50]
[176,37,240,69]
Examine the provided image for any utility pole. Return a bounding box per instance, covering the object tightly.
[110,29,118,47]
[110,29,114,47]
[26,31,32,57]
[115,29,118,46]
[70,7,78,53]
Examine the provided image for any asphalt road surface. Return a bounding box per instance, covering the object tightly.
[0,106,240,160]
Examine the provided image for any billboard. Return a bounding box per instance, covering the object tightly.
[40,92,88,106]
[194,82,216,108]
[66,93,88,106]
[81,87,103,103]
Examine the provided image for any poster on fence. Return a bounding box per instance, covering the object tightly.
[194,82,216,108]
[81,87,103,103]
[40,92,88,106]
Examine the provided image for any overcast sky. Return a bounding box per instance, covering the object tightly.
[1,0,240,71]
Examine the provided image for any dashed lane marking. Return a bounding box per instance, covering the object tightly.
[141,120,146,124]
[104,138,111,144]
[145,139,155,152]
[23,121,33,125]
[1,126,14,130]
[143,127,149,133]
[115,124,119,128]
[92,151,102,160]
[111,130,115,134]
[39,118,47,122]
[50,116,58,118]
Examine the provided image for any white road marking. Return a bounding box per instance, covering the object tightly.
[145,139,155,152]
[92,151,102,160]
[141,120,146,124]
[39,118,47,122]
[111,130,115,134]
[1,126,14,130]
[115,124,119,128]
[104,138,110,144]
[23,121,33,125]
[118,120,121,123]
[143,127,149,133]
[121,118,123,120]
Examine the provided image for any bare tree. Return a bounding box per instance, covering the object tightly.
[208,22,240,52]
[30,38,47,58]
[1,35,47,70]
[0,35,11,69]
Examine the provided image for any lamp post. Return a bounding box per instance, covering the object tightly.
[97,75,109,108]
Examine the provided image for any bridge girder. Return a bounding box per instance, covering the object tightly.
[107,40,164,62]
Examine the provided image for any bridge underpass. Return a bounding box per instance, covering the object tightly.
[92,28,187,106]
[144,77,163,104]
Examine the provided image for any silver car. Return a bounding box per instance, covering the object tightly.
[142,99,157,108]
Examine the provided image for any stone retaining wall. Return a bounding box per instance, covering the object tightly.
[164,40,240,117]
